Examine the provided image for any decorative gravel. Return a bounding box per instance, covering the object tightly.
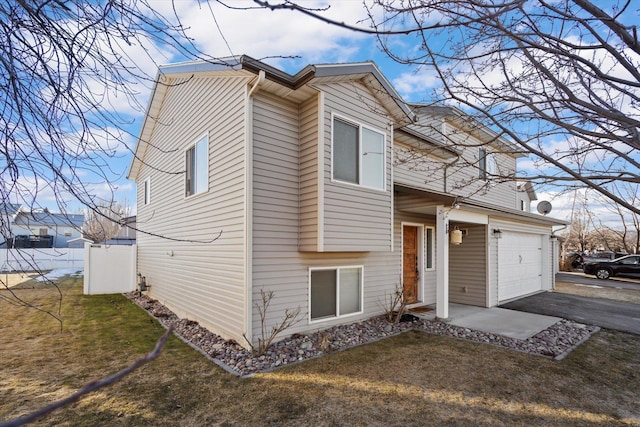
[126,292,599,377]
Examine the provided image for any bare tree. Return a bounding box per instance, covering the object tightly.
[0,1,225,318]
[564,207,591,253]
[585,182,640,254]
[83,200,132,243]
[252,0,640,215]
[0,1,200,217]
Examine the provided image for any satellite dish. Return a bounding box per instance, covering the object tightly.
[537,201,553,215]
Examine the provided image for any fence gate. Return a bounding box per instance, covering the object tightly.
[83,244,136,295]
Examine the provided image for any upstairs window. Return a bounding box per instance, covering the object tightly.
[479,148,498,180]
[185,135,209,197]
[333,117,385,190]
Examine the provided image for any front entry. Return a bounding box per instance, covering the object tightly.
[402,225,419,304]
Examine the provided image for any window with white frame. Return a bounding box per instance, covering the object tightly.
[479,148,498,180]
[425,226,435,270]
[310,266,362,321]
[143,177,151,205]
[333,117,385,190]
[185,135,209,197]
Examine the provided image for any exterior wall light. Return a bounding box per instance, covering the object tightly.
[493,229,502,239]
[450,226,463,245]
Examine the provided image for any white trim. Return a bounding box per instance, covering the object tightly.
[184,132,210,199]
[390,124,394,252]
[317,92,325,252]
[436,206,449,319]
[401,222,424,303]
[486,226,493,307]
[308,265,364,324]
[425,225,435,271]
[244,85,254,344]
[330,112,387,192]
[448,209,488,224]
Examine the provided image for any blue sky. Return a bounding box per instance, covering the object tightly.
[29,0,633,228]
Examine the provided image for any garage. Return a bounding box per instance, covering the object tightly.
[498,231,544,302]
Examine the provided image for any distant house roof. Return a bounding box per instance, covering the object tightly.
[13,212,84,228]
[0,203,22,215]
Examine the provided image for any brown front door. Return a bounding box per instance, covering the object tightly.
[402,225,419,304]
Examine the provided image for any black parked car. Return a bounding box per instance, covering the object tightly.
[583,255,640,280]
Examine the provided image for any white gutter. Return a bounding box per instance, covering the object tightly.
[248,70,265,97]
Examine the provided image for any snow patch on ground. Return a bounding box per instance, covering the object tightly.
[36,268,84,282]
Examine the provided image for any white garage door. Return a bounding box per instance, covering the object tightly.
[498,232,543,302]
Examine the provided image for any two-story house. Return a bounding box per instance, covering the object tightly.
[128,56,564,347]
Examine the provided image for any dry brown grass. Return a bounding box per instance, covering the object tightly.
[1,276,639,426]
[555,281,640,304]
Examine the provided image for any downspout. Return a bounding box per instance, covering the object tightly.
[244,70,265,348]
[249,70,265,97]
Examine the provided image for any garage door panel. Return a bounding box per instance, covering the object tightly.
[499,232,543,302]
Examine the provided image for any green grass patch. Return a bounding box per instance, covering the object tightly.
[1,276,639,426]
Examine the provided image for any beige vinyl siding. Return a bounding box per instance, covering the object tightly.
[393,141,447,192]
[135,75,250,344]
[444,123,517,207]
[251,89,402,339]
[487,218,553,306]
[448,223,487,306]
[299,94,320,251]
[319,81,393,251]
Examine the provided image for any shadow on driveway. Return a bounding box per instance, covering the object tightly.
[500,292,640,336]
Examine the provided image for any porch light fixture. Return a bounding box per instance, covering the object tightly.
[450,226,463,245]
[493,229,502,239]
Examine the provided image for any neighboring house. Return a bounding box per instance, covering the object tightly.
[516,181,538,212]
[128,56,566,347]
[0,203,23,245]
[11,211,84,248]
[102,215,137,245]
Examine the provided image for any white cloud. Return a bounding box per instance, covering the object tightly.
[149,0,374,71]
[533,188,627,230]
[393,68,440,101]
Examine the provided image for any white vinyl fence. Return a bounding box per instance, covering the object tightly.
[0,248,84,272]
[84,244,137,295]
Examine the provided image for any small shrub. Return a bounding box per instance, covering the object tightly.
[244,288,303,356]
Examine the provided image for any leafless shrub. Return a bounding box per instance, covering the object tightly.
[244,288,303,357]
[380,284,407,324]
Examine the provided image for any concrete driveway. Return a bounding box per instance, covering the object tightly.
[500,292,640,336]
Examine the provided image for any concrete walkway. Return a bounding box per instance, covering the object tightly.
[410,303,561,340]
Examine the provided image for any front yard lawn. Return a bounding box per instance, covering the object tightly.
[1,276,639,426]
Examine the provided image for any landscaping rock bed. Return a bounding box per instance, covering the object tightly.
[126,292,599,377]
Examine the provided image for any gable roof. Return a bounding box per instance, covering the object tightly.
[411,105,527,158]
[0,203,22,215]
[13,212,84,228]
[127,55,417,180]
[517,181,538,201]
